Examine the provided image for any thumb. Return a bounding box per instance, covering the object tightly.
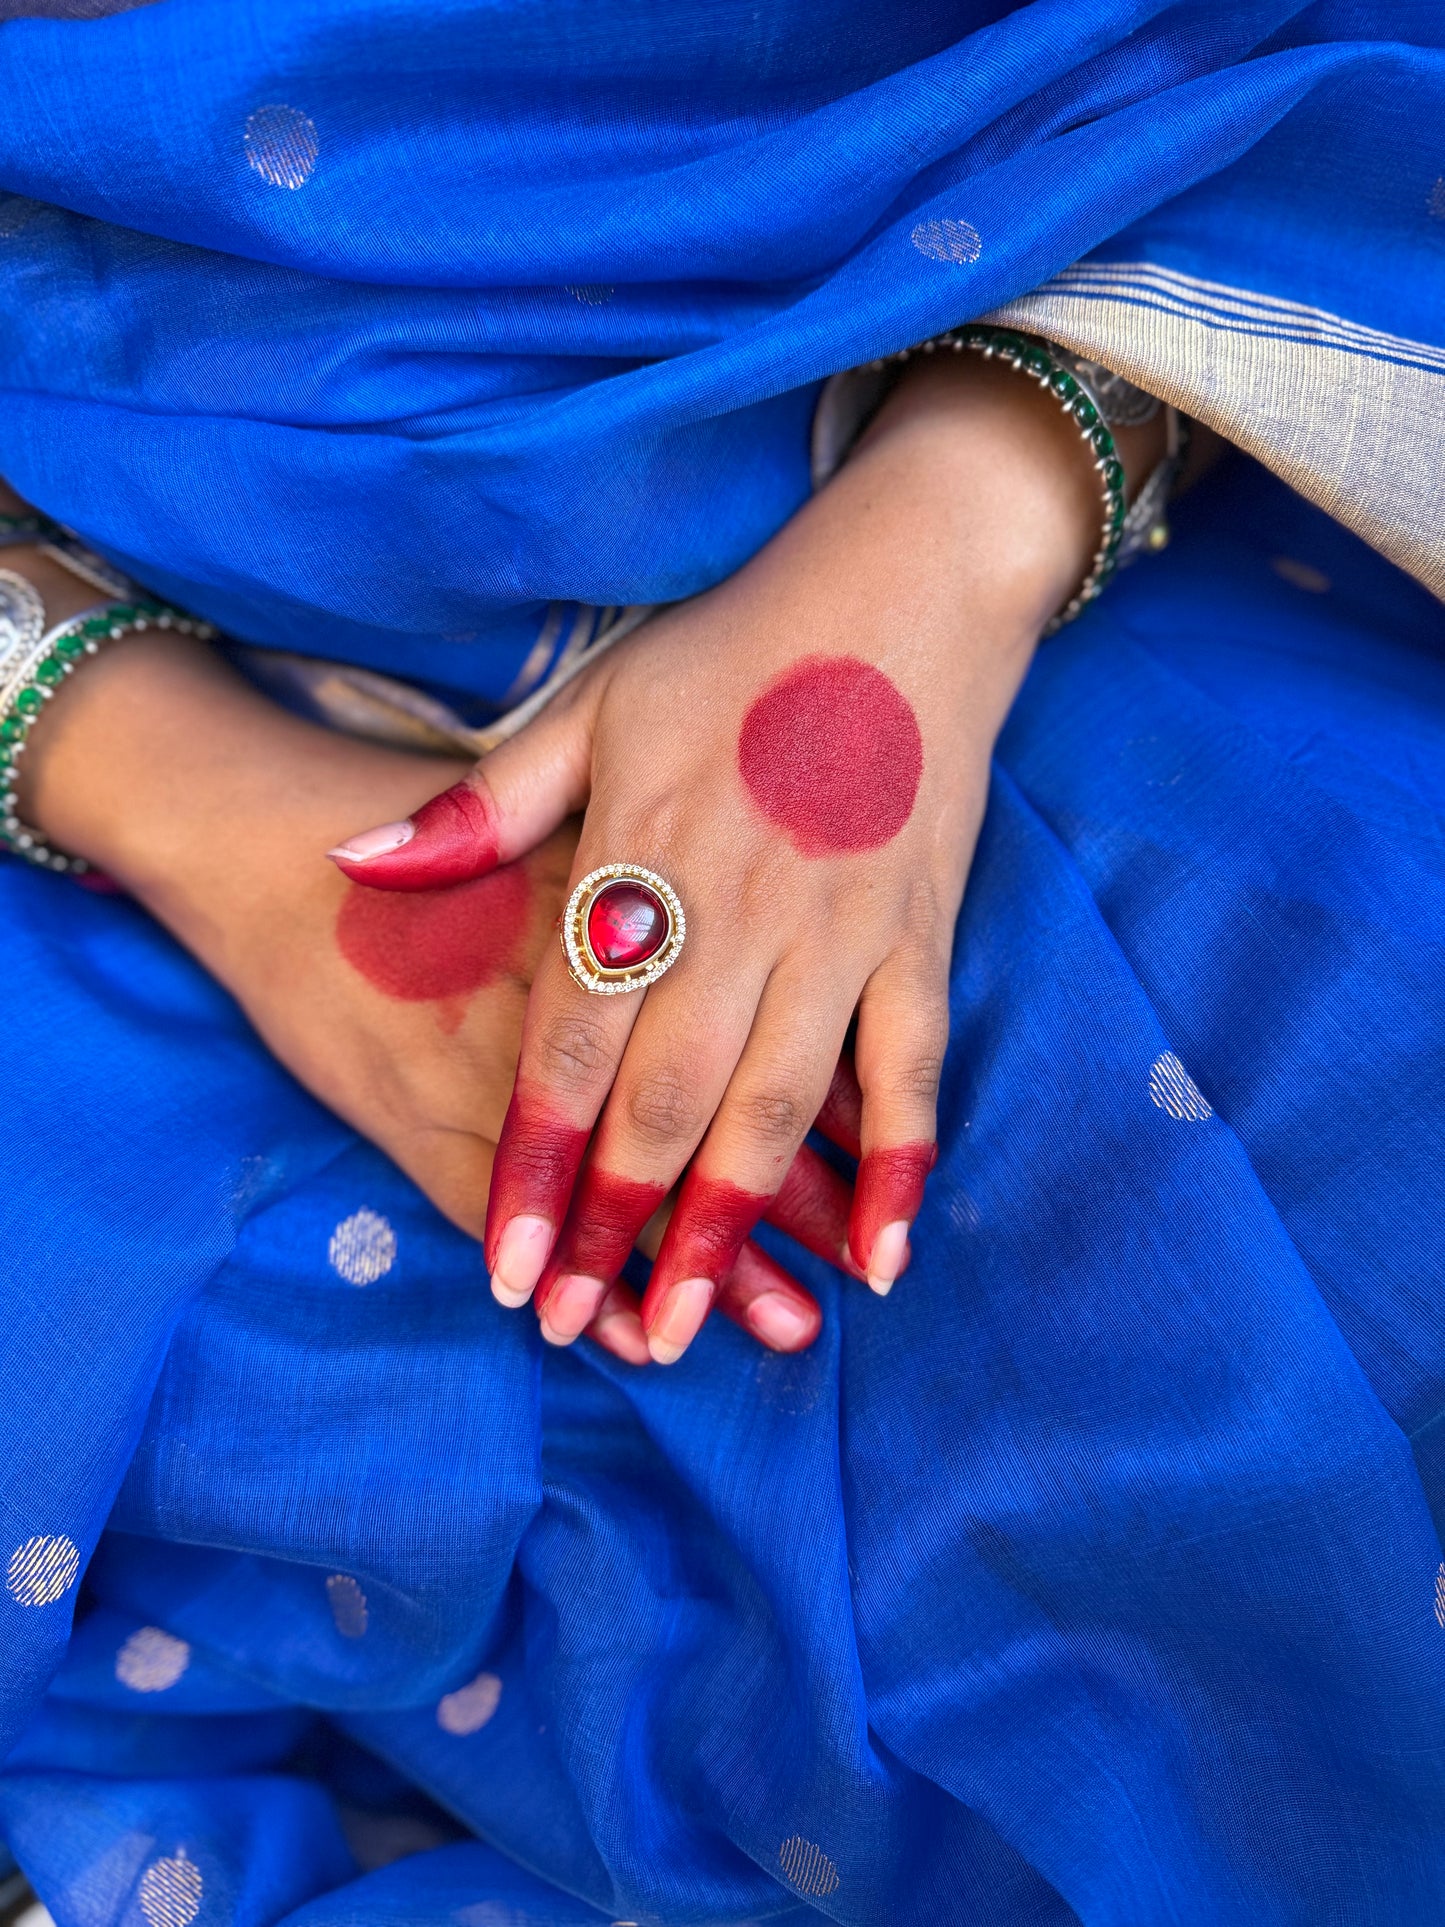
[327,688,595,891]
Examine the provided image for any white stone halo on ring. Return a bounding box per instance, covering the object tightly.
[561,863,686,995]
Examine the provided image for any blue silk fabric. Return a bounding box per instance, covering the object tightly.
[2,3,1445,1923]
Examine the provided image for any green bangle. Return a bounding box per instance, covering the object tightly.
[876,324,1138,634]
[0,595,217,875]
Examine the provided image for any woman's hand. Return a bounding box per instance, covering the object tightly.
[332,353,1154,1363]
[9,583,853,1362]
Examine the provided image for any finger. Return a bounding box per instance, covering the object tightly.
[584,1278,651,1366]
[483,938,643,1306]
[533,904,768,1351]
[813,1055,863,1159]
[541,1128,861,1347]
[715,1239,822,1353]
[327,685,595,890]
[533,1161,668,1346]
[580,1248,826,1364]
[764,1141,864,1280]
[483,1085,589,1308]
[641,977,852,1364]
[773,1102,910,1285]
[566,1184,670,1360]
[848,951,947,1295]
[492,793,752,1312]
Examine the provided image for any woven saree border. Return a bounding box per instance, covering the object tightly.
[228,600,654,762]
[1031,262,1445,378]
[987,261,1445,601]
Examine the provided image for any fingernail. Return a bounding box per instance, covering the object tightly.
[866,1220,910,1297]
[327,820,415,864]
[646,1277,713,1365]
[593,1311,651,1366]
[490,1215,555,1308]
[538,1273,604,1346]
[746,1292,815,1352]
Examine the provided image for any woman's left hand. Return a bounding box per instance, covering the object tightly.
[332,353,1111,1362]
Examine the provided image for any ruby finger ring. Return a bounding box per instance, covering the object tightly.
[562,864,686,995]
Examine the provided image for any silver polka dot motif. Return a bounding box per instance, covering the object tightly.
[6,1533,79,1607]
[327,1572,369,1638]
[778,1834,840,1897]
[1149,1051,1213,1121]
[245,104,319,189]
[138,1851,203,1927]
[437,1670,503,1735]
[910,215,982,263]
[116,1625,191,1692]
[329,1208,397,1285]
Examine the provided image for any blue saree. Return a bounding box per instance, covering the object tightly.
[2,3,1445,1922]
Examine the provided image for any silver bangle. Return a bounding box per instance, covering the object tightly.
[37,531,135,600]
[0,568,47,675]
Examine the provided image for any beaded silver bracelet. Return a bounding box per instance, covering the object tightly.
[873,324,1185,633]
[0,576,216,873]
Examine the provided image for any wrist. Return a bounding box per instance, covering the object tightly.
[857,348,1167,631]
[2,570,224,878]
[21,628,260,887]
[794,353,1085,706]
[855,355,1093,624]
[876,348,1169,492]
[21,625,467,959]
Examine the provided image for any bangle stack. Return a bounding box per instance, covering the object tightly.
[873,324,1185,633]
[0,575,215,873]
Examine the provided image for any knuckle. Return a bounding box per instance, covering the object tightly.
[734,1085,809,1148]
[611,795,685,868]
[536,1010,615,1090]
[885,1050,944,1109]
[624,1065,707,1148]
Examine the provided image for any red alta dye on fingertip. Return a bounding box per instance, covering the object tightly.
[642,1173,773,1326]
[738,655,924,856]
[335,864,530,1004]
[766,1143,856,1272]
[848,1141,937,1273]
[484,1091,591,1269]
[535,1166,668,1309]
[333,779,501,891]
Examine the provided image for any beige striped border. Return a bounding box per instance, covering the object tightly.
[987,262,1445,600]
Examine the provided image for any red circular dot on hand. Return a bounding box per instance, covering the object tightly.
[737,655,923,855]
[335,864,531,1002]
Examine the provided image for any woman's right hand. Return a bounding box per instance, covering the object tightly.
[13,597,855,1361]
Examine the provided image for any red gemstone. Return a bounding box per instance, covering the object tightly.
[587,880,667,970]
